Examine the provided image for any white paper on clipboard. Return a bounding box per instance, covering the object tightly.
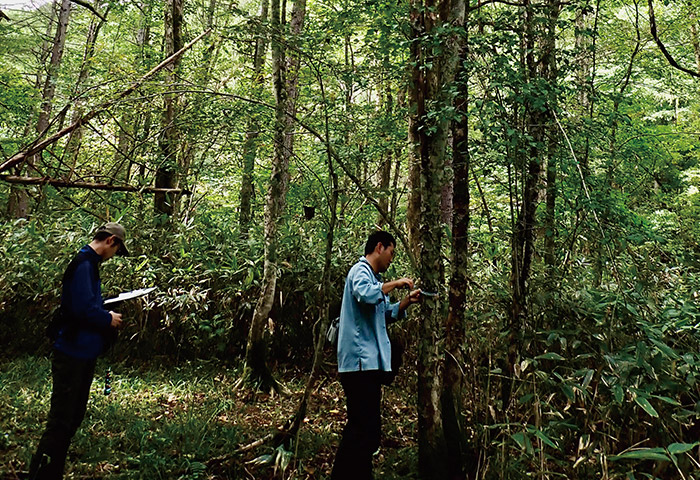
[104,287,156,305]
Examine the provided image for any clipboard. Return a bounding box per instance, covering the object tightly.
[104,287,156,305]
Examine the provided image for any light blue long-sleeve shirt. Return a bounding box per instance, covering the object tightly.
[337,257,405,373]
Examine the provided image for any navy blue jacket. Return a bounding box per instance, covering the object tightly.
[53,245,113,359]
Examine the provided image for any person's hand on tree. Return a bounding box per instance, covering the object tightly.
[407,289,423,304]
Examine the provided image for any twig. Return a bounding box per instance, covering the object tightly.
[552,110,623,286]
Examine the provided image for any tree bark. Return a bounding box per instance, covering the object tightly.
[442,37,471,479]
[409,0,466,475]
[241,0,306,391]
[155,0,184,218]
[239,0,270,237]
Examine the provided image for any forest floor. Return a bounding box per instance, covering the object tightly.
[0,355,419,479]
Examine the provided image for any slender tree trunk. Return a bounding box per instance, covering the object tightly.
[155,0,184,218]
[575,1,593,174]
[8,0,70,218]
[128,2,153,186]
[442,36,470,479]
[377,79,393,227]
[241,0,306,391]
[406,0,426,263]
[510,0,558,329]
[285,94,338,439]
[239,0,269,237]
[507,0,559,417]
[65,3,108,172]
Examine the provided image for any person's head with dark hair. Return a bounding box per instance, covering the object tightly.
[364,231,396,273]
[364,231,396,256]
[91,222,128,259]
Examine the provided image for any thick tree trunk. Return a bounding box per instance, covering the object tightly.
[8,0,70,218]
[242,0,306,391]
[239,0,269,237]
[409,0,465,475]
[155,0,184,218]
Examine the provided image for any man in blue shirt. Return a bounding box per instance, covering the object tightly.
[331,231,422,480]
[28,223,128,480]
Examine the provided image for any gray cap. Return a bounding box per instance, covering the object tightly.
[95,222,129,256]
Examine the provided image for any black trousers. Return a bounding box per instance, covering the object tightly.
[331,370,383,480]
[28,351,96,480]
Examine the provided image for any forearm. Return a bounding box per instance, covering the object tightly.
[399,295,411,312]
[382,280,401,294]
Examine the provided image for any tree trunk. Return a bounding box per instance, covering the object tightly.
[239,0,269,237]
[377,80,393,227]
[284,94,338,440]
[155,0,184,218]
[409,0,465,475]
[442,37,471,479]
[508,0,559,406]
[127,1,154,187]
[65,2,108,174]
[8,0,70,218]
[574,1,594,174]
[241,0,306,391]
[406,59,422,262]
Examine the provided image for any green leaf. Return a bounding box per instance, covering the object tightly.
[649,338,679,359]
[609,448,670,462]
[613,385,624,404]
[535,352,565,361]
[561,383,575,401]
[533,429,559,449]
[667,442,699,455]
[650,395,681,406]
[634,396,659,418]
[511,432,534,454]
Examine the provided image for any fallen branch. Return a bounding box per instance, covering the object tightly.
[0,28,212,175]
[0,175,190,195]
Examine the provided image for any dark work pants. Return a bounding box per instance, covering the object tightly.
[331,371,383,480]
[28,350,96,480]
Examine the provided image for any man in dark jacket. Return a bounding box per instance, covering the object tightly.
[28,223,128,480]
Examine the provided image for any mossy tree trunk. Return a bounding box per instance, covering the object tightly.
[409,0,465,475]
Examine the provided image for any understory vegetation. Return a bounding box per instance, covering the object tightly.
[2,0,700,477]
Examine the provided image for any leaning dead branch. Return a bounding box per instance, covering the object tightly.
[0,28,212,175]
[0,175,190,195]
